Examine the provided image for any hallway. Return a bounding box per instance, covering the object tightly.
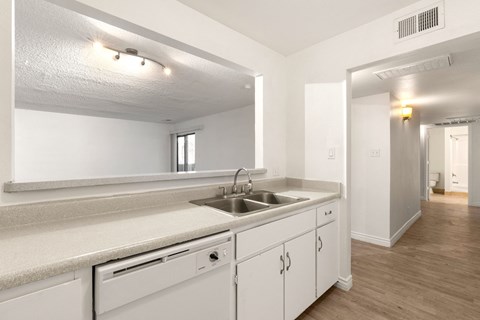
[429,193,468,205]
[299,199,480,320]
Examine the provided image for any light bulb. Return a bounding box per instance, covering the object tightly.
[163,67,172,76]
[402,106,413,121]
[93,41,103,50]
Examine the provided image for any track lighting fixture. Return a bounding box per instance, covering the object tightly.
[93,41,171,75]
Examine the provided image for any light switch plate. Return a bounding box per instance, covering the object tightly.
[328,148,335,159]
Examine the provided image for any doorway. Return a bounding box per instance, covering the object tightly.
[426,125,469,204]
[450,132,468,192]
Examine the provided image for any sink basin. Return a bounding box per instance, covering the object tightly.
[190,190,309,217]
[244,192,306,205]
[204,198,269,216]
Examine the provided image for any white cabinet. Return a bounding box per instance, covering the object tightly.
[316,219,339,297]
[236,209,316,260]
[237,244,284,320]
[237,231,316,320]
[316,201,338,227]
[284,231,316,320]
[0,269,92,320]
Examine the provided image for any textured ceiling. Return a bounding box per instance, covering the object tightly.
[177,0,421,55]
[352,36,480,125]
[15,0,255,123]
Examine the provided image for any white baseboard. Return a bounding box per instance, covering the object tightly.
[390,210,422,247]
[420,196,427,201]
[351,210,422,248]
[469,202,480,207]
[335,275,353,291]
[351,231,390,247]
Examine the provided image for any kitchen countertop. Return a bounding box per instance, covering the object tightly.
[0,188,339,290]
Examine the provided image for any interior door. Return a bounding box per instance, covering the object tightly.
[316,220,339,298]
[451,134,468,192]
[284,231,316,320]
[237,245,284,320]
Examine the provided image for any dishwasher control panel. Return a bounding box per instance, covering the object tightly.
[196,241,232,274]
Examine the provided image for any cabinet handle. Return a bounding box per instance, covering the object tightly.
[325,210,332,216]
[286,252,292,271]
[280,255,285,274]
[318,236,323,252]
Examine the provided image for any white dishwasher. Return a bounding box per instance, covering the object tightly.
[94,231,233,320]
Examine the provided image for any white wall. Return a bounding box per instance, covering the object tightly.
[287,0,480,182]
[305,83,345,182]
[14,109,171,181]
[351,93,391,241]
[0,0,287,204]
[428,127,446,189]
[469,122,480,207]
[172,105,255,171]
[0,0,14,197]
[419,125,428,200]
[350,93,420,242]
[390,97,421,237]
[286,0,480,282]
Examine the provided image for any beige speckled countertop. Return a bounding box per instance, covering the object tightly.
[0,185,339,290]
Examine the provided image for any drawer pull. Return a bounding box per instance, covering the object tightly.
[325,210,333,216]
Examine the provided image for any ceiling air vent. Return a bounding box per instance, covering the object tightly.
[394,1,445,42]
[434,116,480,126]
[374,55,452,80]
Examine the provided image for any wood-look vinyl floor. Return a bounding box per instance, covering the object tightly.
[429,193,468,205]
[298,197,480,320]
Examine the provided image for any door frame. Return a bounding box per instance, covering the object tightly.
[425,129,430,201]
[423,124,471,203]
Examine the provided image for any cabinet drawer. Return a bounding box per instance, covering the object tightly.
[316,201,338,227]
[236,209,316,260]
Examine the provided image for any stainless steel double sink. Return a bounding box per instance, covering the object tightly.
[190,190,309,217]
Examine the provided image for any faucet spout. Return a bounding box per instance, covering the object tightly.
[232,168,252,194]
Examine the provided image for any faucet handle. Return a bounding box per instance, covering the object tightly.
[218,186,227,198]
[242,183,253,195]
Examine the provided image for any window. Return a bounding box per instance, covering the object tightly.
[177,133,195,172]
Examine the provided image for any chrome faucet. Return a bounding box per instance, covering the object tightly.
[232,168,253,195]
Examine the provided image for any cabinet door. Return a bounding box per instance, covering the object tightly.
[316,220,339,297]
[284,231,316,320]
[237,245,284,320]
[0,280,83,320]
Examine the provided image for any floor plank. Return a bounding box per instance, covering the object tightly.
[298,195,480,320]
